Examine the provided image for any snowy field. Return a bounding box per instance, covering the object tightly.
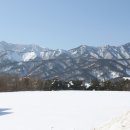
[0,91,130,130]
[95,110,130,130]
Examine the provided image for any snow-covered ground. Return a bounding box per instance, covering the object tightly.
[94,110,130,130]
[0,91,130,130]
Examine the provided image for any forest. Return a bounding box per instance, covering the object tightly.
[0,75,130,92]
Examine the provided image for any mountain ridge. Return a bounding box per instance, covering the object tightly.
[0,41,130,81]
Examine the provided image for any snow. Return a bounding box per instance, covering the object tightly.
[0,91,130,130]
[1,41,130,64]
[126,69,130,76]
[120,46,130,59]
[123,77,130,80]
[22,52,37,61]
[90,52,99,58]
[69,81,74,85]
[110,71,119,79]
[94,110,130,130]
[7,51,21,62]
[84,82,91,88]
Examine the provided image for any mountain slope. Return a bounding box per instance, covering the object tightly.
[0,41,130,81]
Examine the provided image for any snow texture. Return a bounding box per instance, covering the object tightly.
[123,77,130,80]
[0,91,130,130]
[22,52,37,61]
[94,110,130,130]
[126,69,130,76]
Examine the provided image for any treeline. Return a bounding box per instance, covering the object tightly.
[0,75,130,92]
[88,79,130,91]
[0,75,86,92]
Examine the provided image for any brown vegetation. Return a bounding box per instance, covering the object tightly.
[0,75,130,92]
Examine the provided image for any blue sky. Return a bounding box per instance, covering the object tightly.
[0,0,130,49]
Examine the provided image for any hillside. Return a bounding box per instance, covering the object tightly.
[1,41,130,81]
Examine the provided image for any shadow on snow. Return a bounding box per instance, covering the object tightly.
[0,108,12,116]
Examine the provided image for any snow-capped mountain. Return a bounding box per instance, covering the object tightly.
[69,43,130,60]
[0,41,130,81]
[0,41,69,62]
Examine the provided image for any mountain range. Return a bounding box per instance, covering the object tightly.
[0,41,130,81]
